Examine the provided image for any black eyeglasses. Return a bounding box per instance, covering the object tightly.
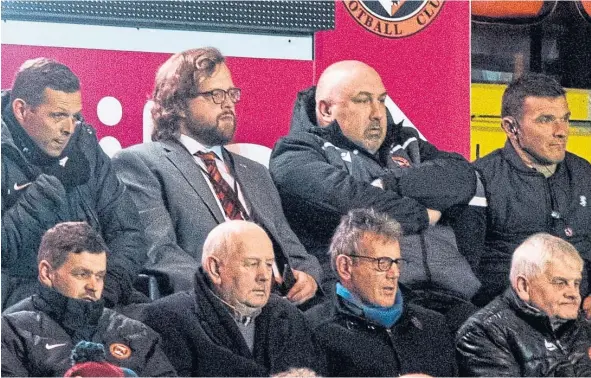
[348,254,406,272]
[194,88,241,104]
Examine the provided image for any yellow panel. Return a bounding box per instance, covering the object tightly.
[470,83,591,162]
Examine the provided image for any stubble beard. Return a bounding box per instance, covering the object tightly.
[363,121,385,154]
[186,112,236,146]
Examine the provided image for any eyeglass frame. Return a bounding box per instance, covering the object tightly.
[193,87,241,104]
[347,254,406,272]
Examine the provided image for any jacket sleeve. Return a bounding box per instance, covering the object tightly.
[1,317,31,377]
[254,165,323,285]
[280,303,327,376]
[384,138,478,212]
[112,149,202,293]
[1,173,68,269]
[141,304,194,376]
[138,331,177,377]
[91,140,147,306]
[270,135,429,236]
[456,321,521,377]
[448,168,488,271]
[449,204,487,271]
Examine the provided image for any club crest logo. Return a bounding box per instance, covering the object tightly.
[344,0,444,38]
[392,156,411,167]
[109,343,132,360]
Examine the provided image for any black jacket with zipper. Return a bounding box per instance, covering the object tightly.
[1,287,176,377]
[453,141,591,303]
[1,90,147,308]
[457,288,591,377]
[305,286,456,377]
[269,86,480,300]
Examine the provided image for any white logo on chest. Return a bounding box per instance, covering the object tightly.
[45,343,67,350]
[544,339,557,351]
[580,195,587,207]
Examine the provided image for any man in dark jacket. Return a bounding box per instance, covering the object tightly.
[456,233,591,376]
[140,220,321,377]
[1,222,176,377]
[306,209,456,377]
[270,60,480,315]
[452,73,591,311]
[1,58,147,309]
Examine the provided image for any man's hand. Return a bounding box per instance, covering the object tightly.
[427,208,441,225]
[583,295,591,319]
[285,270,318,305]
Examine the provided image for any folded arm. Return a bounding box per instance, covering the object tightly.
[270,135,430,236]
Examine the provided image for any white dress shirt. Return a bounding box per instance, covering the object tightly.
[179,134,250,220]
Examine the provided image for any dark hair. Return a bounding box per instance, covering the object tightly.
[501,72,565,120]
[151,47,225,141]
[10,57,80,107]
[329,208,402,272]
[37,222,108,268]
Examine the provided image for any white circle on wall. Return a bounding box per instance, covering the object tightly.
[99,136,122,158]
[97,96,123,126]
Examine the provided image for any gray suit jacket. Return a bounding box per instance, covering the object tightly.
[112,139,322,293]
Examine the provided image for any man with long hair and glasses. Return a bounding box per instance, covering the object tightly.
[306,208,456,377]
[113,47,322,305]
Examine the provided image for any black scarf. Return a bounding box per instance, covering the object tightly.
[3,105,90,188]
[35,286,105,343]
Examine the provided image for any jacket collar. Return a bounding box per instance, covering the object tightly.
[34,285,105,342]
[193,268,256,358]
[500,140,567,177]
[289,86,400,165]
[503,288,577,334]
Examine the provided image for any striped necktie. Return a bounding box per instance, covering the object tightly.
[195,151,246,220]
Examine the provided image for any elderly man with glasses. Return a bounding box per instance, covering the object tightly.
[306,208,456,377]
[113,47,322,304]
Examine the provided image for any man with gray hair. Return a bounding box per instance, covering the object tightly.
[306,208,456,377]
[139,220,320,376]
[456,233,591,376]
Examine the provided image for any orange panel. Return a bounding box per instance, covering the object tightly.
[581,1,591,17]
[472,0,544,18]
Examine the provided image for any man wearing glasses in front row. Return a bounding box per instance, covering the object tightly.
[306,208,456,377]
[113,47,322,304]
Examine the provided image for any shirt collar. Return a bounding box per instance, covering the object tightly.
[179,133,225,161]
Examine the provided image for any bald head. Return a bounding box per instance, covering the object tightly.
[202,221,271,265]
[202,221,275,310]
[316,61,381,110]
[315,61,387,154]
